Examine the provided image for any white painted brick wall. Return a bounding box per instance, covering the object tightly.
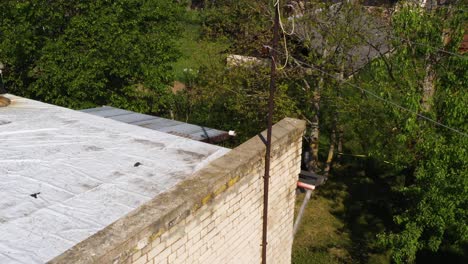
[129,135,302,264]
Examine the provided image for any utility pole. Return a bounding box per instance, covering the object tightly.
[261,1,280,263]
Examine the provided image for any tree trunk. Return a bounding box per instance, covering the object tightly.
[336,63,344,162]
[337,127,343,161]
[323,124,336,177]
[306,78,321,172]
[420,1,441,113]
[420,54,436,113]
[306,48,328,172]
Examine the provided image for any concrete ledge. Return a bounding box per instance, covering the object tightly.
[48,118,305,264]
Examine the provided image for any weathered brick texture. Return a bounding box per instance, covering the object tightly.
[50,118,305,264]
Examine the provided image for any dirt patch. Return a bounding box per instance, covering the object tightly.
[176,149,206,162]
[172,81,186,94]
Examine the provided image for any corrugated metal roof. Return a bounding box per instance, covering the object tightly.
[80,106,229,143]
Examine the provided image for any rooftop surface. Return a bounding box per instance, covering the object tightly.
[80,106,229,143]
[0,95,229,264]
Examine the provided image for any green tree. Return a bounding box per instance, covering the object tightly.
[345,2,468,262]
[173,57,299,144]
[174,1,468,262]
[0,0,184,112]
[199,0,272,56]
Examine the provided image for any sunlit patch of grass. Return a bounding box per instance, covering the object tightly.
[292,190,353,264]
[172,11,229,83]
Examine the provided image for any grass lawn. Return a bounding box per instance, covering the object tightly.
[172,11,229,83]
[292,191,353,264]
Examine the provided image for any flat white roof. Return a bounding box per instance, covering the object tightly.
[0,95,229,264]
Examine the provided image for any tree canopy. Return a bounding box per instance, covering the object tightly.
[179,1,468,262]
[0,0,185,112]
[1,0,466,262]
[361,4,468,262]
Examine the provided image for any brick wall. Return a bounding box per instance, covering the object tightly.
[50,118,305,264]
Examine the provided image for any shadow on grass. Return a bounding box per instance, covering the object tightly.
[292,189,354,264]
[294,157,467,264]
[317,159,395,264]
[415,247,468,264]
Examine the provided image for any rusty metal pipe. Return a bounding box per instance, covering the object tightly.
[261,3,280,264]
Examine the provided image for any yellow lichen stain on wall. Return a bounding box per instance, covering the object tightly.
[201,194,213,205]
[214,184,227,196]
[228,176,240,187]
[149,228,164,242]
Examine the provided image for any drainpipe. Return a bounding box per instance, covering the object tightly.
[293,182,315,237]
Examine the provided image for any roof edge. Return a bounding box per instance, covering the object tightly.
[48,118,305,264]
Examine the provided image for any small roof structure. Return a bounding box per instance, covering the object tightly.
[81,106,229,143]
[298,170,327,187]
[0,95,229,263]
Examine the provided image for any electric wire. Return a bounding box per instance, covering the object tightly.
[267,1,466,136]
[364,23,467,59]
[316,19,467,60]
[265,45,468,137]
[273,0,300,70]
[270,2,466,136]
[278,3,295,36]
[388,35,468,59]
[295,4,468,60]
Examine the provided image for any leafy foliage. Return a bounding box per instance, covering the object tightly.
[173,59,299,144]
[345,3,468,262]
[0,0,185,112]
[194,1,468,262]
[2,1,465,262]
[199,0,272,56]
